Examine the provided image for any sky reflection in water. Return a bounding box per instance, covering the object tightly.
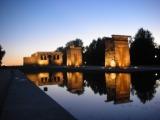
[24,71,160,120]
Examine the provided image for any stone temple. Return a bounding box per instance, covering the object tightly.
[105,35,130,67]
[24,34,130,67]
[23,51,63,66]
[23,46,82,67]
[66,46,82,67]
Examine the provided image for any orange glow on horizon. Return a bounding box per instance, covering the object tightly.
[2,56,23,66]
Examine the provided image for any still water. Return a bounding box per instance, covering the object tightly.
[24,71,160,120]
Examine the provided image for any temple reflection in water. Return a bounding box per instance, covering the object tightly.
[67,72,84,94]
[24,71,160,105]
[25,72,130,102]
[26,72,64,86]
[23,71,160,120]
[105,73,131,104]
[25,72,84,95]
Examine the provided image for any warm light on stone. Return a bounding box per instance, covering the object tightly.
[105,73,131,104]
[110,73,117,79]
[66,46,82,67]
[67,72,83,93]
[110,59,116,67]
[52,72,64,85]
[23,51,63,66]
[25,72,64,86]
[38,60,48,66]
[26,72,49,86]
[105,35,130,68]
[24,34,131,67]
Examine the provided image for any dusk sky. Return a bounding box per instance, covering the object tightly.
[0,0,160,65]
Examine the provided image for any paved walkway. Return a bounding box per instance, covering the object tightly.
[0,70,12,116]
[0,69,76,120]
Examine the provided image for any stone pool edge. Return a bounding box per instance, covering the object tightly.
[0,69,76,120]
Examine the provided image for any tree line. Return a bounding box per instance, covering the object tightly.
[56,28,160,66]
[0,45,5,66]
[0,28,160,66]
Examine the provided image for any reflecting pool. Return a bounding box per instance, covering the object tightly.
[24,71,160,120]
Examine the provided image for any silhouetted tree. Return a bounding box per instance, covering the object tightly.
[84,72,107,95]
[0,45,5,66]
[130,28,156,65]
[66,38,83,48]
[84,37,105,66]
[56,46,65,52]
[131,72,158,104]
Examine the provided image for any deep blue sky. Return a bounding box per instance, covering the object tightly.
[0,0,160,65]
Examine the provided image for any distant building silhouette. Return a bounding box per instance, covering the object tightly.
[105,35,130,67]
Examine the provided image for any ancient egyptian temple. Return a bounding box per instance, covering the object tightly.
[24,35,130,67]
[23,51,63,66]
[23,46,82,66]
[105,35,130,67]
[66,46,82,66]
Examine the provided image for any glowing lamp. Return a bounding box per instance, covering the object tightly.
[110,59,116,67]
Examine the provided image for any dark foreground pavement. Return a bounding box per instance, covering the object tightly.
[0,70,76,120]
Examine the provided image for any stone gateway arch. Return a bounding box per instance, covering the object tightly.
[105,35,130,67]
